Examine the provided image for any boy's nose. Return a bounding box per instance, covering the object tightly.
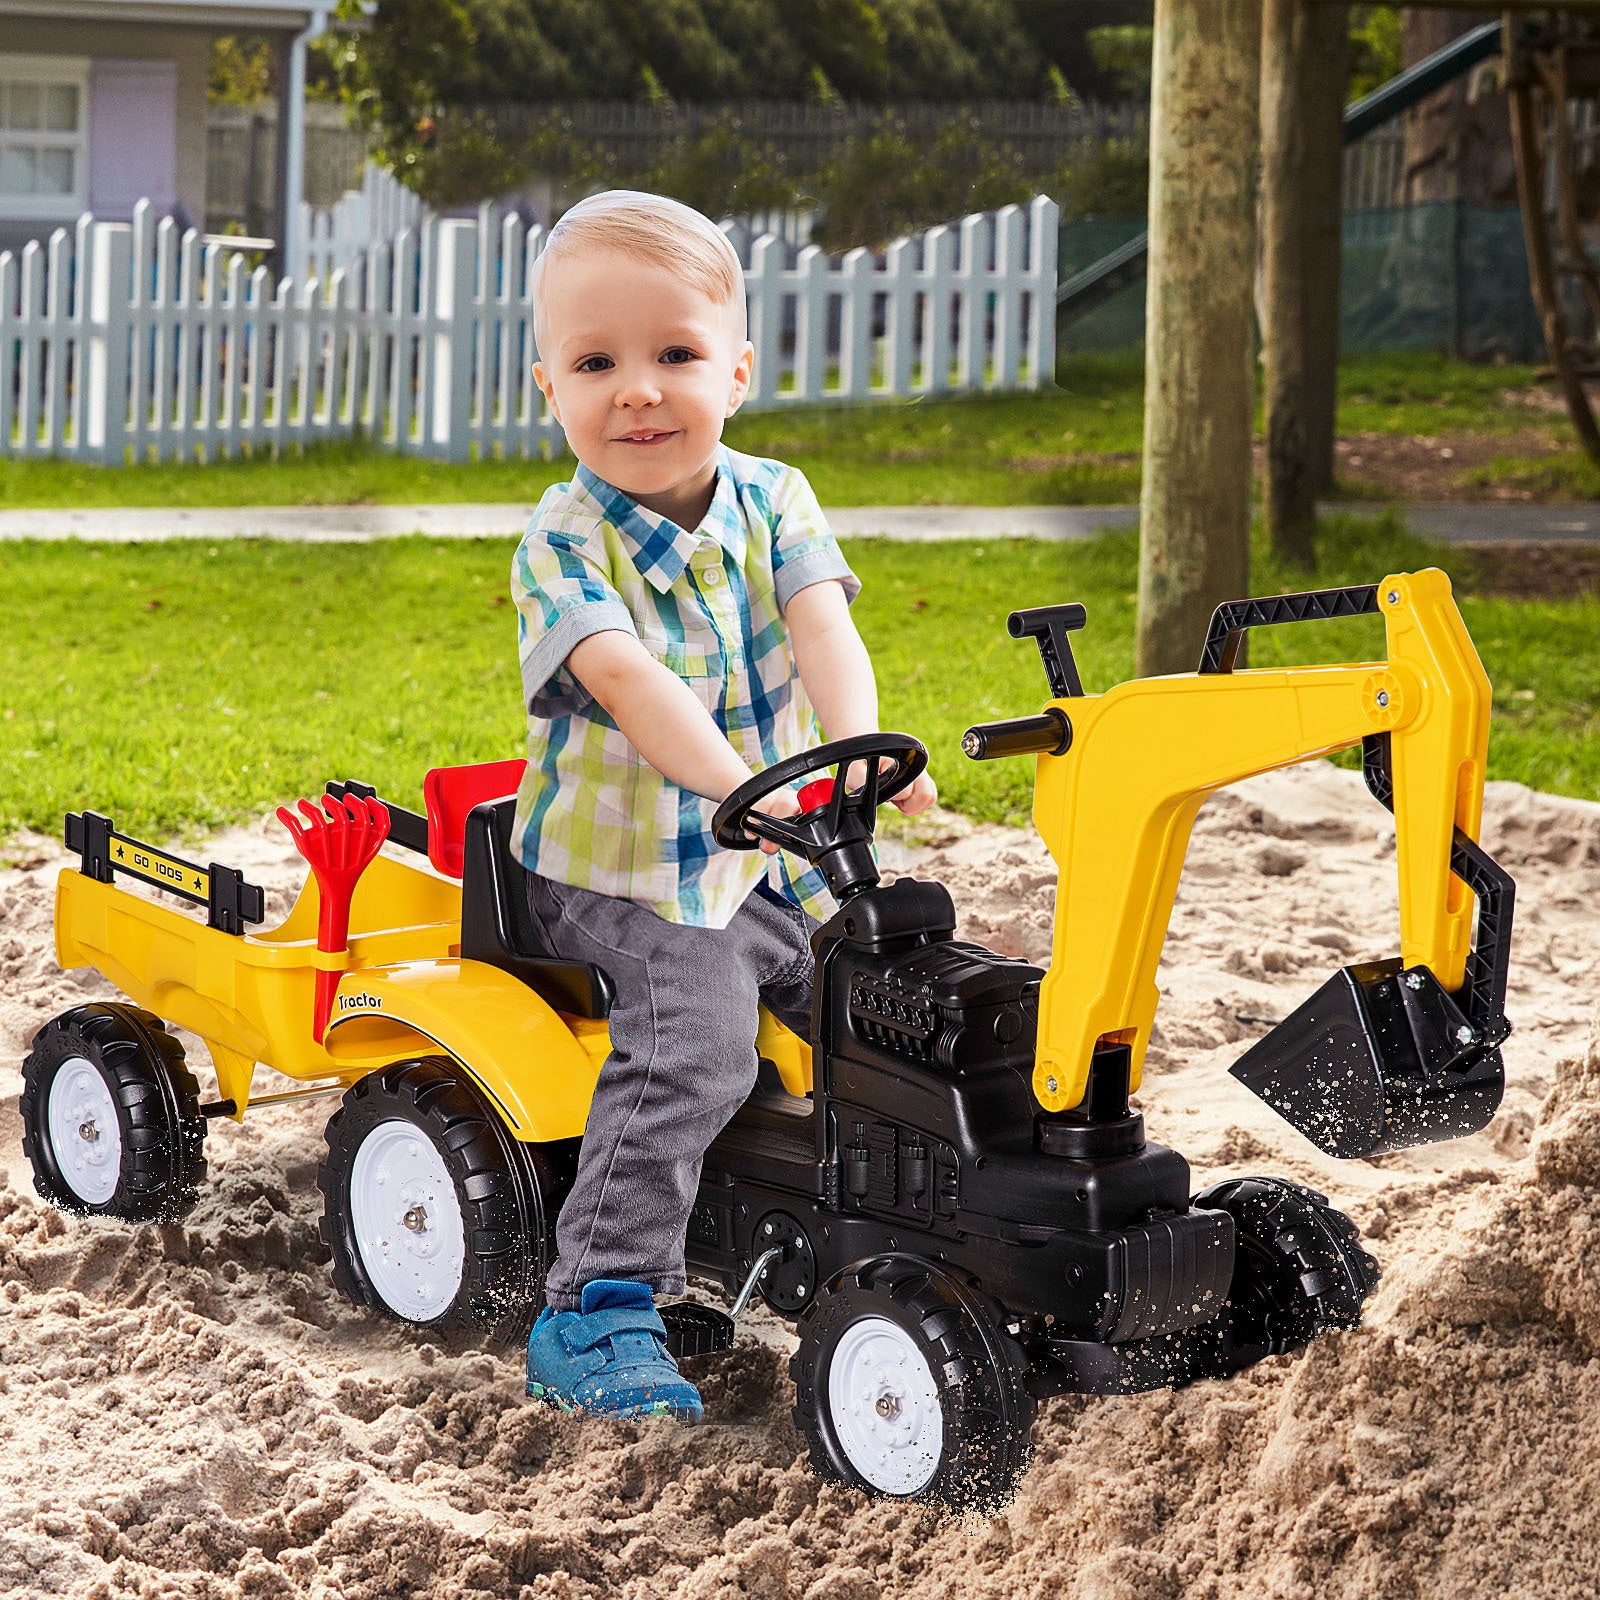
[614,368,663,408]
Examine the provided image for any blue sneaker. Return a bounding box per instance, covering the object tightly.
[526,1279,704,1422]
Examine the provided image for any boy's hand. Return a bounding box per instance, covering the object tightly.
[892,769,938,817]
[842,761,938,819]
[746,788,802,854]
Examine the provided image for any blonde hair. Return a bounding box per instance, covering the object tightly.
[532,190,747,352]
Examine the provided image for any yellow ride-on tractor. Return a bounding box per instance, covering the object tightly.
[20,570,1513,1509]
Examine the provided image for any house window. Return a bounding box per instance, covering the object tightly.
[0,55,90,221]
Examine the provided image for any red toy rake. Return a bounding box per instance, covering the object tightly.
[276,792,391,1041]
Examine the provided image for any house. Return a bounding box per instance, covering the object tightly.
[0,0,335,269]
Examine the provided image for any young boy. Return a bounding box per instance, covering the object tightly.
[512,190,936,1422]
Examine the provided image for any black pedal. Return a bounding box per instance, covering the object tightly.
[659,1300,736,1359]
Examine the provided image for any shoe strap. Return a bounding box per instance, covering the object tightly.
[560,1304,670,1358]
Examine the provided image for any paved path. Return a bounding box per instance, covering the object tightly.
[0,501,1596,543]
[833,504,1600,544]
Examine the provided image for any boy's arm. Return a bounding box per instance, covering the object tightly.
[566,631,799,846]
[784,578,879,740]
[785,580,937,814]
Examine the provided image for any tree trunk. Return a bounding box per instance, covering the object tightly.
[1137,0,1262,677]
[1262,0,1348,567]
[1301,4,1347,495]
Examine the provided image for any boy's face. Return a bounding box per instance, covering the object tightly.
[533,248,754,529]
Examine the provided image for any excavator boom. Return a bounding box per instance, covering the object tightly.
[972,570,1511,1159]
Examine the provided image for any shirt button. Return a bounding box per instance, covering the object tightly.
[701,566,723,587]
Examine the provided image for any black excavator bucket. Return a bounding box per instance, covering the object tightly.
[1233,731,1516,1161]
[1229,958,1507,1159]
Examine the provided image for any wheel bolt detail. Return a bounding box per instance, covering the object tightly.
[826,1314,945,1496]
[45,1055,127,1208]
[348,1115,467,1322]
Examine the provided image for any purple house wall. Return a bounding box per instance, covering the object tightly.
[88,59,178,220]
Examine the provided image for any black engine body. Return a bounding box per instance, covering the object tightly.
[690,877,1236,1375]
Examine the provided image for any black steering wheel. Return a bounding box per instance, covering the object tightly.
[712,732,928,858]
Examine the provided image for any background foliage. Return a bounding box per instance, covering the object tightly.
[329,0,1148,126]
[321,0,1153,230]
[1347,5,1405,101]
[205,4,1404,248]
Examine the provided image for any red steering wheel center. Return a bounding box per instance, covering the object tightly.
[796,778,836,813]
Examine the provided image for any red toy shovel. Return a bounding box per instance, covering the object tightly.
[276,792,391,1041]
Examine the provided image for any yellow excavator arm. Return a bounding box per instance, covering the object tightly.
[965,569,1513,1159]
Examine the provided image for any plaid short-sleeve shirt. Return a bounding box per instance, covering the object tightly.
[510,445,860,929]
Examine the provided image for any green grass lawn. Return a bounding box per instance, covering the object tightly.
[1,351,1583,511]
[1,514,1593,858]
[0,354,1144,511]
[1330,351,1559,436]
[1465,450,1600,500]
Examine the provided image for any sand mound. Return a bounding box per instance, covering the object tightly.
[2,761,1599,1599]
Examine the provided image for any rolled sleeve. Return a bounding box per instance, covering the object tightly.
[774,542,859,613]
[512,525,638,718]
[770,469,861,613]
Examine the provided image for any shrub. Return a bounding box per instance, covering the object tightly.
[811,115,1033,250]
[639,112,810,222]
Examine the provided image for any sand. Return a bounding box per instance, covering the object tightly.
[2,757,1599,1599]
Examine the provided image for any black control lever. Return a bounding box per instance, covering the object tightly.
[962,709,1072,761]
[1009,604,1087,698]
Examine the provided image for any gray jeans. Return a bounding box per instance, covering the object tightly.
[525,872,815,1310]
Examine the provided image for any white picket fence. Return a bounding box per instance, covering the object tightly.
[0,193,1058,465]
[298,164,428,285]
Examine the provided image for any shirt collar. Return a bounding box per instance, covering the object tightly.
[574,446,746,593]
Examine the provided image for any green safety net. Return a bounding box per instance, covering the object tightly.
[1058,203,1547,364]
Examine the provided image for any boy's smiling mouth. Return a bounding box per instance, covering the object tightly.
[614,428,677,445]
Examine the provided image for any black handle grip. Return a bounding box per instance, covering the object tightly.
[961,710,1072,761]
[1009,604,1086,698]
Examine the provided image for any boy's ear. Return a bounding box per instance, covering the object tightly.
[533,361,561,424]
[725,341,755,417]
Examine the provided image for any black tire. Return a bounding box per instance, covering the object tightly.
[19,1002,207,1222]
[1190,1175,1381,1373]
[790,1254,1036,1512]
[318,1057,555,1339]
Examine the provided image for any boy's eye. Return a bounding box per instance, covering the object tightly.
[575,355,613,373]
[661,348,698,365]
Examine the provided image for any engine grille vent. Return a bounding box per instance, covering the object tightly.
[849,978,936,1059]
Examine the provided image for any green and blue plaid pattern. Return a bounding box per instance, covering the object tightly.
[510,446,860,928]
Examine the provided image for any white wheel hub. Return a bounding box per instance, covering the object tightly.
[47,1056,122,1205]
[349,1119,467,1321]
[827,1314,944,1494]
